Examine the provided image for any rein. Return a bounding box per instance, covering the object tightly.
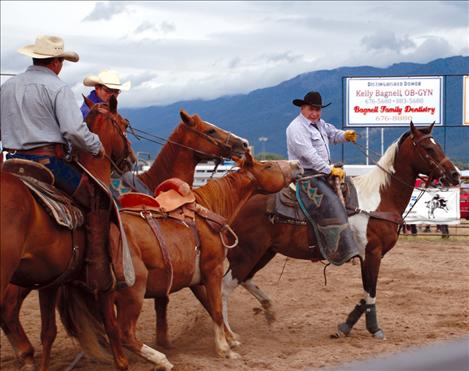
[127,124,236,166]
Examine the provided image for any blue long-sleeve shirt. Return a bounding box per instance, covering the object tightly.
[80,89,103,119]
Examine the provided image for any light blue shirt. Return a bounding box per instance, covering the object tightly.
[0,65,101,155]
[286,113,346,174]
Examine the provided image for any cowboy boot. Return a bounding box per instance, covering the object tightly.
[84,208,115,293]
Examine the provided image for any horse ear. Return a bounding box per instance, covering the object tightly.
[109,95,118,113]
[244,148,254,167]
[83,94,94,109]
[180,109,195,127]
[428,121,435,133]
[410,120,418,136]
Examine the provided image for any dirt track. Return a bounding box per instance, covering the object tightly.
[1,237,468,370]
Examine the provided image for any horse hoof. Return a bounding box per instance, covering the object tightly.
[228,339,241,349]
[372,329,385,340]
[154,360,174,370]
[334,322,351,338]
[227,350,241,360]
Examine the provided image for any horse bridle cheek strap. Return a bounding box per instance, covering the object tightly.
[411,134,448,182]
[142,210,174,295]
[185,124,234,158]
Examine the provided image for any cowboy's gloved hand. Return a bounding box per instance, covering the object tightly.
[330,166,345,182]
[344,130,357,143]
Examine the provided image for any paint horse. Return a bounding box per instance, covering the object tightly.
[113,150,302,361]
[0,96,145,371]
[222,122,459,340]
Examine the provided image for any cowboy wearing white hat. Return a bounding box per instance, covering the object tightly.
[1,35,118,292]
[80,69,131,119]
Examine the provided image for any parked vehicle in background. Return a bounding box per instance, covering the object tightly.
[460,171,469,220]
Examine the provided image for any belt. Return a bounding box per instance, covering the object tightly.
[5,144,65,158]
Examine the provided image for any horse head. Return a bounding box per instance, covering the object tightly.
[85,95,137,174]
[179,109,249,160]
[236,149,303,193]
[403,121,460,186]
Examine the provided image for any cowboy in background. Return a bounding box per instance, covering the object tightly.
[286,91,360,264]
[0,35,115,292]
[80,69,131,119]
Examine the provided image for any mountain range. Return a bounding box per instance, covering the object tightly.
[121,56,469,165]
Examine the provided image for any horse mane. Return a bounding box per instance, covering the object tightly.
[193,172,242,218]
[353,139,399,194]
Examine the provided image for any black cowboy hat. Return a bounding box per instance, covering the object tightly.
[292,91,331,108]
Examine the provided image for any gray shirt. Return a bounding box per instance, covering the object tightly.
[286,113,346,174]
[0,65,101,155]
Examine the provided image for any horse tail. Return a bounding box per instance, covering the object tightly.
[57,285,112,362]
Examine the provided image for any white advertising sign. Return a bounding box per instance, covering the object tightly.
[346,76,443,127]
[403,187,460,225]
[464,75,469,125]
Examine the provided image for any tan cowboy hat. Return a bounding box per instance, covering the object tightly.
[17,35,79,62]
[83,69,131,91]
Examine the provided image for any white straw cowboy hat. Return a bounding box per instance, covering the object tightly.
[17,35,79,62]
[83,70,131,91]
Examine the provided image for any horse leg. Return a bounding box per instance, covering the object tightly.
[38,286,59,371]
[0,285,35,370]
[154,296,172,348]
[97,292,130,370]
[115,263,173,370]
[337,246,385,339]
[205,271,240,359]
[239,248,277,324]
[191,285,240,349]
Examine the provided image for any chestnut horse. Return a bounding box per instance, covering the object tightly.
[113,151,302,361]
[121,110,249,347]
[0,97,141,370]
[2,109,249,370]
[222,122,460,340]
[131,110,249,192]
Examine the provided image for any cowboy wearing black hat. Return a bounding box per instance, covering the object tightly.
[286,91,360,265]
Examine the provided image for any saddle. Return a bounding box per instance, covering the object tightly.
[3,159,84,229]
[267,177,359,225]
[3,158,136,289]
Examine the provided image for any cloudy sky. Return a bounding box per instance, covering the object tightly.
[1,1,468,108]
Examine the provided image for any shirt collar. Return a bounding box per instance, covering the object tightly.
[26,65,57,76]
[299,113,321,127]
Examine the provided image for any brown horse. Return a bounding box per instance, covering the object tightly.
[221,122,460,340]
[0,96,139,370]
[2,109,249,370]
[125,109,249,192]
[112,151,302,362]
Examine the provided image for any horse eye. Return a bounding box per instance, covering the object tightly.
[206,129,216,135]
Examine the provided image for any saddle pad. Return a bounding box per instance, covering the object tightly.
[269,185,307,222]
[18,175,84,230]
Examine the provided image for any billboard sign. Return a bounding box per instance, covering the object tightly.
[346,76,443,127]
[404,187,460,225]
[464,75,469,125]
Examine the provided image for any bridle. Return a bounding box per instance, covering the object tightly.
[89,105,134,175]
[409,132,452,186]
[184,123,236,159]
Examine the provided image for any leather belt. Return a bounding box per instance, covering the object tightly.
[5,144,65,158]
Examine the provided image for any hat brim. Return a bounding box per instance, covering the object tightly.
[292,99,331,108]
[17,45,79,62]
[83,75,131,91]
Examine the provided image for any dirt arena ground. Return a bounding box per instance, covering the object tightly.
[1,236,468,370]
